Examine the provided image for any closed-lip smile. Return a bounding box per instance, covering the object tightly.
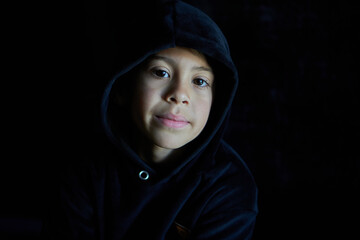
[155,113,190,129]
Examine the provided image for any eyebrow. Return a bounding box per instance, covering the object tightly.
[149,55,213,73]
[192,66,213,73]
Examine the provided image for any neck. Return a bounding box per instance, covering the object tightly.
[131,129,179,165]
[139,144,174,164]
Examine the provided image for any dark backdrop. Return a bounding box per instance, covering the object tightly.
[1,0,359,239]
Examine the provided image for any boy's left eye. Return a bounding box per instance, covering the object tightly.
[193,78,209,87]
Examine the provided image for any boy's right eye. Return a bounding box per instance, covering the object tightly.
[152,69,170,78]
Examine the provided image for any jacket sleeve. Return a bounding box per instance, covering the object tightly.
[42,163,97,240]
[190,141,258,240]
[191,186,257,240]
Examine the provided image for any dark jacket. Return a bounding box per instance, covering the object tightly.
[45,1,258,239]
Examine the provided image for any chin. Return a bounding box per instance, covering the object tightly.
[154,139,187,150]
[151,134,190,150]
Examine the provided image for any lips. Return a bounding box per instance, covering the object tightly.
[155,113,190,129]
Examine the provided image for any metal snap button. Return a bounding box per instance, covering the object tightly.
[139,170,149,181]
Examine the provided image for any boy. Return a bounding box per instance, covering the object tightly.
[45,1,258,239]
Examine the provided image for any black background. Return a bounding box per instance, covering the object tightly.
[1,0,359,239]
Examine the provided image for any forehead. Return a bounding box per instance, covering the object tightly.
[151,47,211,69]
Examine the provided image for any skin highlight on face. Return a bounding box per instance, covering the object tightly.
[131,47,214,163]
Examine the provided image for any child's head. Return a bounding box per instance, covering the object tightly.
[131,47,214,151]
[102,0,238,163]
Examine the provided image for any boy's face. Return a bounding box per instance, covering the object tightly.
[132,47,214,150]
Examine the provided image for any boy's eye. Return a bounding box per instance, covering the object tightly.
[152,69,170,78]
[193,78,209,87]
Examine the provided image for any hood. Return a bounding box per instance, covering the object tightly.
[101,0,238,171]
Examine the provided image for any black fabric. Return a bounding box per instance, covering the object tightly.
[44,1,257,239]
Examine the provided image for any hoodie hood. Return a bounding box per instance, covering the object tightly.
[101,0,238,172]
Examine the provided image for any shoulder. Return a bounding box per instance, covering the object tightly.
[217,140,255,183]
[184,140,258,239]
[201,140,258,212]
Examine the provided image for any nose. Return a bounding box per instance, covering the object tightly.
[165,81,190,105]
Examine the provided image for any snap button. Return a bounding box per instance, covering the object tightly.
[139,170,149,181]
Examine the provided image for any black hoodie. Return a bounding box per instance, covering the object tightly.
[45,1,258,239]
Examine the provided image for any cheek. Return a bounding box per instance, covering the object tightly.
[194,96,213,129]
[133,86,158,119]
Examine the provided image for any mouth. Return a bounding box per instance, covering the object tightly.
[155,113,190,129]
